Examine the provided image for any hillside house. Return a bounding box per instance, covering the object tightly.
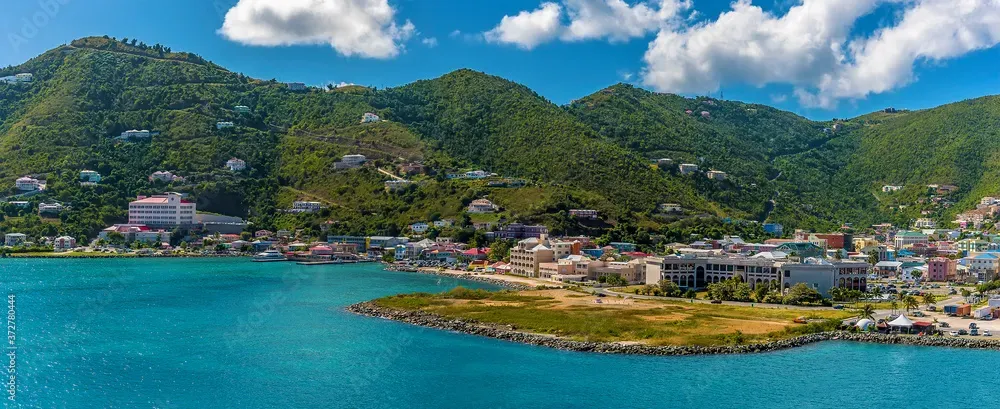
[882,185,903,193]
[216,121,235,130]
[80,170,101,183]
[678,164,699,175]
[569,209,599,219]
[287,82,306,91]
[118,129,151,140]
[334,154,366,170]
[385,180,412,192]
[15,176,40,191]
[706,170,727,181]
[361,113,380,123]
[38,202,64,215]
[467,199,498,213]
[226,158,246,171]
[234,106,251,114]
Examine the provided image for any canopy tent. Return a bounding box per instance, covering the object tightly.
[856,319,875,331]
[888,315,914,333]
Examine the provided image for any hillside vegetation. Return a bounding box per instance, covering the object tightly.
[1,36,997,244]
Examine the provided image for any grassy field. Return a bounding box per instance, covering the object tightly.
[374,288,854,346]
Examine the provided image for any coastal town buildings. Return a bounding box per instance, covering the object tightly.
[226,158,246,171]
[53,236,77,252]
[643,256,867,296]
[893,231,929,249]
[964,253,1000,281]
[128,193,196,227]
[927,257,958,282]
[4,233,27,247]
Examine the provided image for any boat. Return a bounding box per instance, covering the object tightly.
[252,250,287,262]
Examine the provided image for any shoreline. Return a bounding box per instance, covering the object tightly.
[347,301,1000,356]
[385,266,535,291]
[5,253,248,259]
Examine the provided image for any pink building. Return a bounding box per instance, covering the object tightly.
[927,257,957,282]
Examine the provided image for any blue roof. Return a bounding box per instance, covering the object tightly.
[973,253,999,259]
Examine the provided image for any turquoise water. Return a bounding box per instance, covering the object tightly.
[1,258,995,408]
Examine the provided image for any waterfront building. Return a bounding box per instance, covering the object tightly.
[128,193,196,227]
[780,258,869,295]
[644,255,867,295]
[4,233,27,247]
[226,158,246,171]
[80,170,101,183]
[53,236,76,252]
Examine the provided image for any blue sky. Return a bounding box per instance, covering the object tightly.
[3,0,1000,120]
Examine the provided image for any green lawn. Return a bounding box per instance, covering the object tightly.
[374,288,854,347]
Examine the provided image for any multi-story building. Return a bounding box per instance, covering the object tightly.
[569,209,599,219]
[328,235,367,252]
[128,193,196,227]
[53,236,76,252]
[495,223,548,239]
[118,129,151,140]
[467,199,497,213]
[779,259,869,296]
[150,171,184,183]
[893,231,928,249]
[80,170,102,183]
[15,176,40,191]
[678,164,699,175]
[914,218,937,229]
[226,158,246,171]
[38,202,64,215]
[964,253,999,281]
[4,233,27,247]
[291,201,322,213]
[384,180,412,192]
[706,170,727,180]
[410,223,430,234]
[927,257,957,282]
[509,237,555,277]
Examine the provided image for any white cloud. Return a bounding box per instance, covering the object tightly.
[485,2,564,50]
[484,0,687,49]
[641,0,1000,108]
[562,0,691,42]
[219,0,416,59]
[421,37,439,47]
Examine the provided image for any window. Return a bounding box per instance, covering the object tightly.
[784,270,790,278]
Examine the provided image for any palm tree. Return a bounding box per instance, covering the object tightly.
[904,296,919,312]
[890,300,899,315]
[922,293,937,309]
[858,304,876,322]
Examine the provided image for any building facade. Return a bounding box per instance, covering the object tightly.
[927,257,957,282]
[128,193,196,227]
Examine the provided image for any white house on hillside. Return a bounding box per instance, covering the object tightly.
[15,176,40,191]
[226,158,246,171]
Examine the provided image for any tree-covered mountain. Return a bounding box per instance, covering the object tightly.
[1,36,997,244]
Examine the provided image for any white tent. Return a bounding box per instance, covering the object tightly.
[856,319,875,331]
[888,315,914,333]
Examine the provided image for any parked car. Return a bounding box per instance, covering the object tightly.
[970,323,979,330]
[959,329,969,335]
[833,305,845,310]
[985,330,992,337]
[971,329,980,336]
[950,331,959,337]
[939,322,950,328]
[912,311,926,317]
[927,306,937,311]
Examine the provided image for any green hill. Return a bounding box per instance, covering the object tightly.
[3,36,997,245]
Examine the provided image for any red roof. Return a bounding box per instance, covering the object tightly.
[462,248,490,256]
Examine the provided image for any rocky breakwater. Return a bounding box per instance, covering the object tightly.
[347,302,1000,355]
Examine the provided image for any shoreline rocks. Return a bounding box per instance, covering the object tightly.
[347,301,1000,356]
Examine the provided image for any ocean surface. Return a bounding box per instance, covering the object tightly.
[1,258,996,408]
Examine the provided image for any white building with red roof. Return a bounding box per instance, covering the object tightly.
[128,193,196,227]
